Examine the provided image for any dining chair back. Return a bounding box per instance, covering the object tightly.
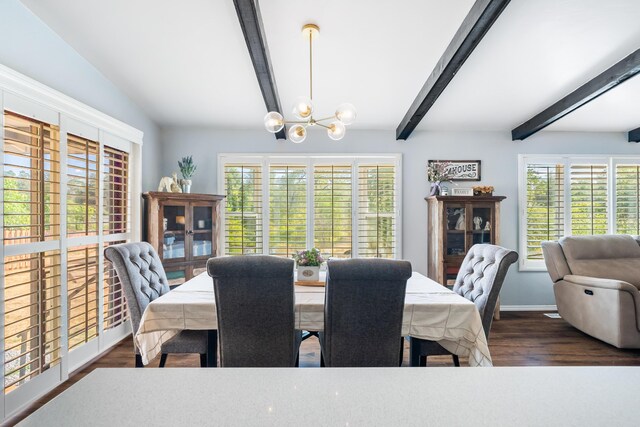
[105,242,209,367]
[207,255,300,367]
[410,243,518,366]
[322,258,412,367]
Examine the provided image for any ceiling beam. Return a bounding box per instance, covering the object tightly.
[512,48,640,141]
[233,0,286,140]
[396,0,511,140]
[629,127,640,143]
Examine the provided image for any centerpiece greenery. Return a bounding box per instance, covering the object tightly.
[293,248,324,267]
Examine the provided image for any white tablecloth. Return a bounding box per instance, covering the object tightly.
[135,272,492,367]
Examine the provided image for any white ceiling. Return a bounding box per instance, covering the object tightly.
[19,0,640,134]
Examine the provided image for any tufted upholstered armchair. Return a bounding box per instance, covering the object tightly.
[207,255,302,367]
[320,258,412,367]
[104,242,211,367]
[542,235,640,348]
[410,244,518,366]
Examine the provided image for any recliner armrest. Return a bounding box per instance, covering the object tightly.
[564,275,638,293]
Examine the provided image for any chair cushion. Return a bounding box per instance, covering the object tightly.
[162,330,208,354]
[559,235,640,289]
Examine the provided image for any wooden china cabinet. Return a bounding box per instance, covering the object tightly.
[143,192,225,287]
[426,195,506,287]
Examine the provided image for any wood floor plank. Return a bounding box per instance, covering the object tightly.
[9,312,640,424]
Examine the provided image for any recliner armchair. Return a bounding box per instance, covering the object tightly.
[542,234,640,348]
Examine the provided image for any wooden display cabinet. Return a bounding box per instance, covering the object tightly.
[427,195,506,290]
[143,192,225,287]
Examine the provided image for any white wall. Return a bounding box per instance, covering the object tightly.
[0,0,161,191]
[161,126,640,306]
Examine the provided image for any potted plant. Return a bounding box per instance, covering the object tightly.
[427,161,454,196]
[178,155,197,193]
[293,248,324,281]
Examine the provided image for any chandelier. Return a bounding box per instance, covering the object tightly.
[263,24,357,143]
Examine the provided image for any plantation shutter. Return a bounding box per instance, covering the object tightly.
[103,241,129,330]
[357,164,396,258]
[3,251,62,393]
[615,164,640,234]
[313,165,352,257]
[224,164,263,255]
[67,134,99,237]
[570,164,608,235]
[524,163,565,260]
[67,245,99,350]
[103,146,130,235]
[3,111,60,243]
[269,165,307,257]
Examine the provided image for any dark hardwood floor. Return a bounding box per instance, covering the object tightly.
[9,312,640,425]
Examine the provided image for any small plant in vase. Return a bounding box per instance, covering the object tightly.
[293,248,324,282]
[178,155,197,193]
[427,161,455,196]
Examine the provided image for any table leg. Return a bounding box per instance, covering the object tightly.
[207,330,218,367]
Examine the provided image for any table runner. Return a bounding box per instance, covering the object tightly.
[135,272,492,367]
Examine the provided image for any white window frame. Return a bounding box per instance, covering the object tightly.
[518,154,640,271]
[218,153,402,259]
[0,65,142,421]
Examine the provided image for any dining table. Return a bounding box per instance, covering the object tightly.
[134,271,492,367]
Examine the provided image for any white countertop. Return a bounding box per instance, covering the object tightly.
[19,366,640,426]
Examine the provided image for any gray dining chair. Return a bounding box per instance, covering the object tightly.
[320,258,412,367]
[104,242,212,368]
[410,244,518,366]
[207,255,302,367]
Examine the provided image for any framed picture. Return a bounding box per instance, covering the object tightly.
[428,160,481,181]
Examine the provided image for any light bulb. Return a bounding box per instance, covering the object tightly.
[327,121,346,141]
[289,124,307,143]
[335,103,357,125]
[292,96,313,119]
[264,111,284,133]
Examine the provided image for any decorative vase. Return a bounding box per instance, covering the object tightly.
[429,181,441,196]
[181,179,192,193]
[297,266,320,282]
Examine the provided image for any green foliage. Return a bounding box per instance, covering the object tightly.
[178,156,197,180]
[293,248,324,266]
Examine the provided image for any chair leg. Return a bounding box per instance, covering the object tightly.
[295,352,300,367]
[409,338,422,367]
[399,337,405,367]
[135,354,144,368]
[419,355,427,367]
[159,353,168,368]
[320,352,325,367]
[200,353,207,368]
[207,330,218,367]
[452,355,460,367]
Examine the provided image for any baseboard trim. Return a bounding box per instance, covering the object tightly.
[500,305,557,312]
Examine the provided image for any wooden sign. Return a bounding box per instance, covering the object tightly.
[428,160,481,181]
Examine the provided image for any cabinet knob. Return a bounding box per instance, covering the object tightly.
[187,230,193,235]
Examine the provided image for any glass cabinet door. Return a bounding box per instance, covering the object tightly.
[471,205,493,245]
[445,205,467,257]
[191,205,213,259]
[161,203,187,261]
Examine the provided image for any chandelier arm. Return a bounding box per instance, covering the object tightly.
[314,116,337,122]
[284,120,309,124]
[309,29,313,100]
[315,122,331,130]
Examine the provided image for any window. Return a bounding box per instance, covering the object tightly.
[224,164,263,255]
[67,134,99,237]
[358,165,396,258]
[269,165,307,257]
[313,165,352,257]
[220,154,400,259]
[2,110,135,396]
[103,146,130,235]
[519,155,640,270]
[3,112,60,244]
